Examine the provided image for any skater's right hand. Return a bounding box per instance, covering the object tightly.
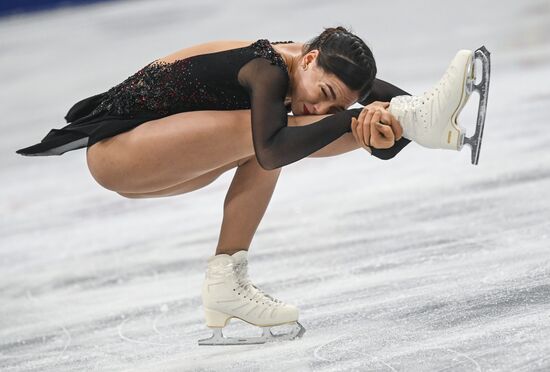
[352,102,403,149]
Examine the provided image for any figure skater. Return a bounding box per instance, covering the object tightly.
[16,26,490,345]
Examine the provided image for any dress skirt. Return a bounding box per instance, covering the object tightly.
[15,92,162,156]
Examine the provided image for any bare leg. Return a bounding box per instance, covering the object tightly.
[104,113,329,259]
[118,153,281,256]
[117,158,244,199]
[86,110,255,194]
[86,110,342,195]
[107,111,356,258]
[215,154,281,255]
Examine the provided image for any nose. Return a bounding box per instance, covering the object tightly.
[313,102,333,115]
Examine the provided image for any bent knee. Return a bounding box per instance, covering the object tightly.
[86,143,123,192]
[237,154,256,167]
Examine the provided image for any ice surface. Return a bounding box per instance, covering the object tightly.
[1,0,550,371]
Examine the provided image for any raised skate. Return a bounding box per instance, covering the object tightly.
[198,250,305,345]
[389,46,491,165]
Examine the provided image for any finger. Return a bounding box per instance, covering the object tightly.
[369,111,382,147]
[359,106,373,131]
[363,109,375,129]
[352,117,369,151]
[375,123,395,148]
[373,101,390,110]
[391,115,403,141]
[370,111,382,132]
[358,107,367,128]
[371,111,396,148]
[351,117,359,142]
[375,122,394,140]
[363,117,372,147]
[379,111,391,125]
[356,116,365,146]
[379,111,403,141]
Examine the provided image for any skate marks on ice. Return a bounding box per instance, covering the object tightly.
[3,0,550,371]
[0,289,72,365]
[306,297,550,371]
[1,297,166,370]
[4,162,548,372]
[312,333,482,372]
[299,268,550,371]
[314,334,399,371]
[272,174,550,371]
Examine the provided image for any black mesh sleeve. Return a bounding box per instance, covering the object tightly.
[239,57,361,170]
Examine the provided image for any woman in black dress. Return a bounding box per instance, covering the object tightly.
[16,26,409,344]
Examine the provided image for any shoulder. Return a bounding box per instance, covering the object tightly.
[238,54,289,93]
[248,39,290,75]
[155,40,256,64]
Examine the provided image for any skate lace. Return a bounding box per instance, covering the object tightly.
[233,261,284,307]
[393,65,454,129]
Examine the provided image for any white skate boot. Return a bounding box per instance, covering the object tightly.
[389,46,491,164]
[198,250,305,345]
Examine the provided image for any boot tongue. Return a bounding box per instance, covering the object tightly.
[230,251,281,304]
[207,253,232,265]
[205,254,234,278]
[231,250,249,278]
[231,251,256,293]
[230,250,248,263]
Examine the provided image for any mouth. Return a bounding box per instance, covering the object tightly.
[303,104,311,115]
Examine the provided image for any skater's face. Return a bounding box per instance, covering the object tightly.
[291,50,359,116]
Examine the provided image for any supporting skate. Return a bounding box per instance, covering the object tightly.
[198,250,305,345]
[198,320,306,346]
[388,46,491,165]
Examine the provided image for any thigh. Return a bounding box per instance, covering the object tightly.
[117,156,252,198]
[86,110,254,193]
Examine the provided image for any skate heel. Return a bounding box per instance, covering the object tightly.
[204,308,232,327]
[458,130,466,149]
[444,121,464,150]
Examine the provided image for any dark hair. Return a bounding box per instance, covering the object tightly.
[303,26,376,103]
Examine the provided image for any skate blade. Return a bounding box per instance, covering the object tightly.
[460,46,491,165]
[198,321,305,346]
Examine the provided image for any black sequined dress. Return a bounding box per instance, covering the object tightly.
[16,39,408,167]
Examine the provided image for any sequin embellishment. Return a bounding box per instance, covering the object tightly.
[249,39,289,74]
[90,39,291,117]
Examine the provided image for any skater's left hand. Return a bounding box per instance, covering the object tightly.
[352,102,403,150]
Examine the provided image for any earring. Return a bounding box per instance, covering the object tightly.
[302,64,308,71]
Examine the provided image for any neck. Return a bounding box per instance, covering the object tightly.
[272,43,304,101]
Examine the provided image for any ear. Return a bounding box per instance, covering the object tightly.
[301,49,319,68]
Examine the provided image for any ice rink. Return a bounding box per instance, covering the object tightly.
[1,0,550,370]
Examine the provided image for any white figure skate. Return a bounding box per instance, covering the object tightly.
[389,46,491,165]
[198,250,305,345]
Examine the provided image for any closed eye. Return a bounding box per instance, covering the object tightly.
[321,87,328,98]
